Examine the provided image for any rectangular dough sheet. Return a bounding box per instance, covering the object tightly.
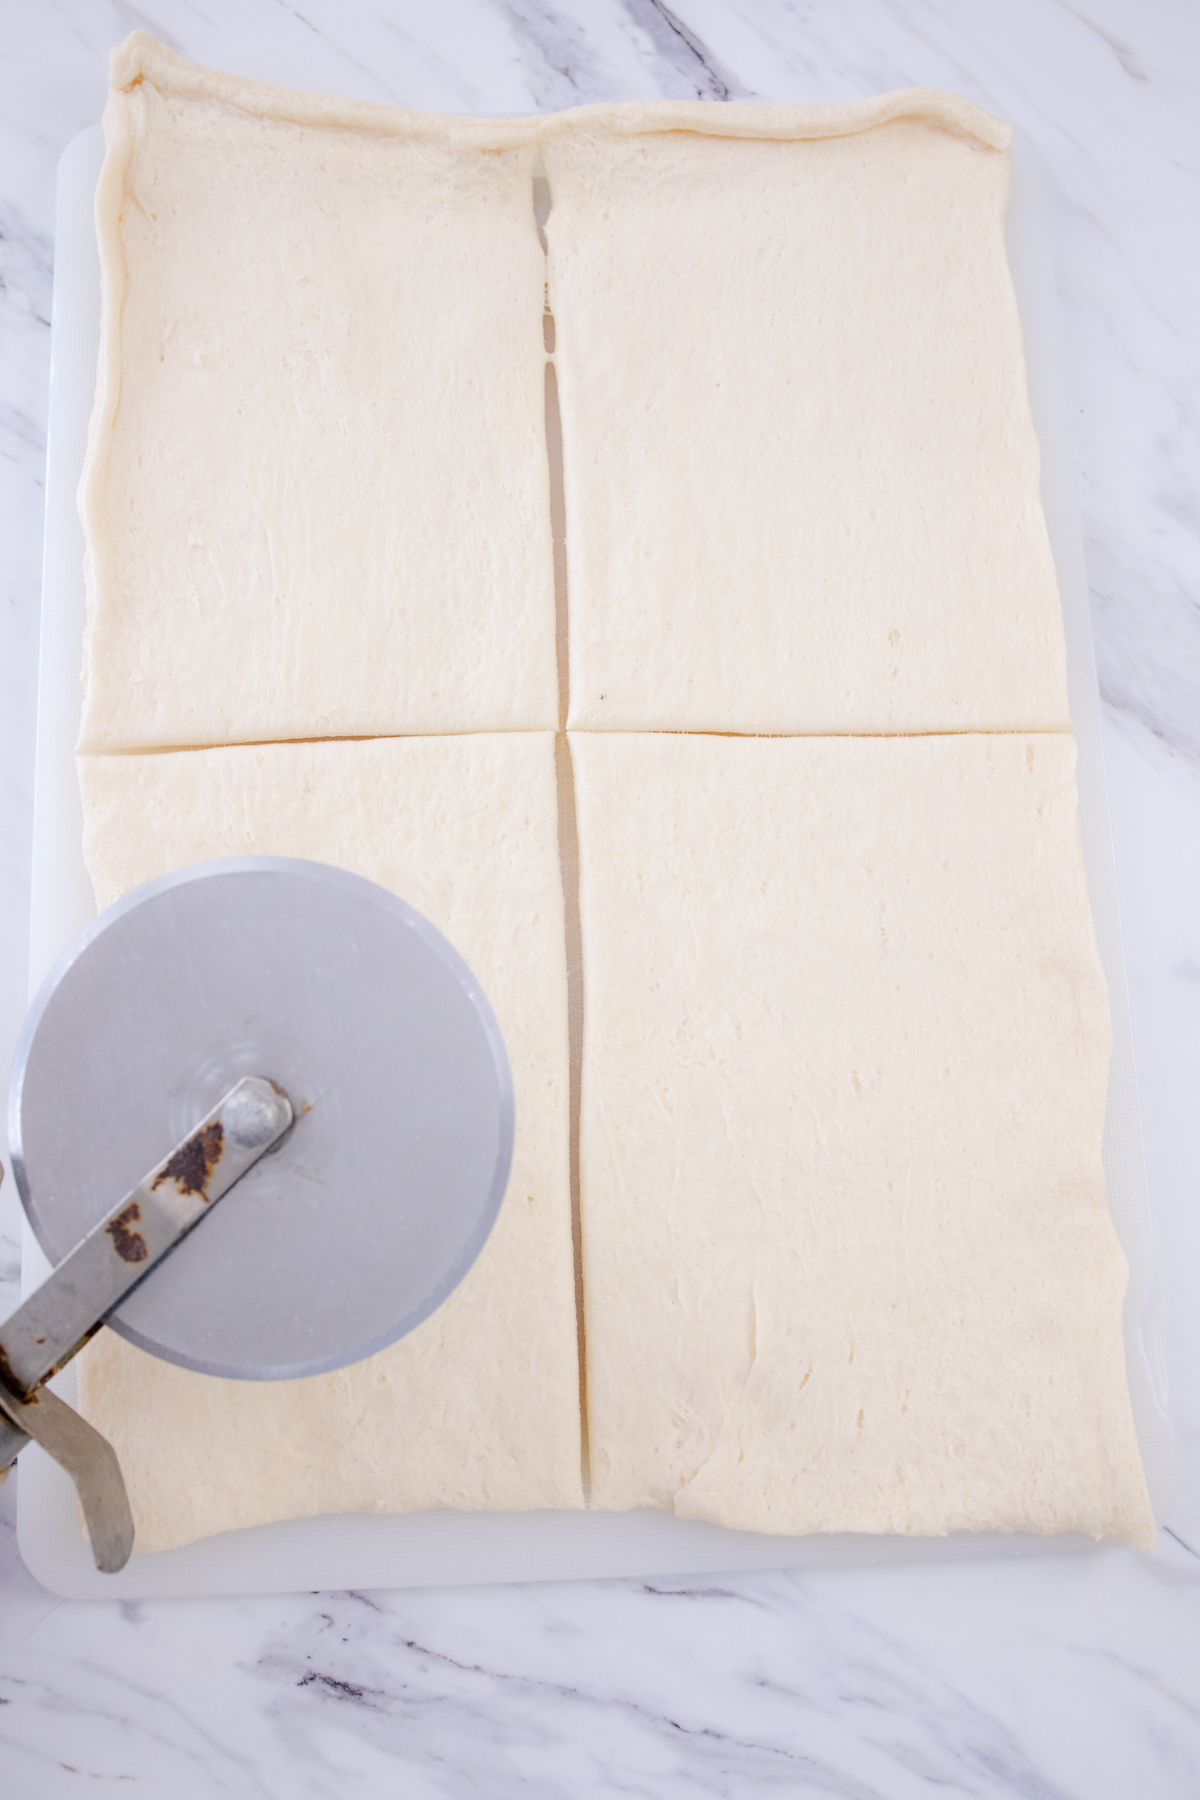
[571,731,1153,1548]
[75,732,582,1550]
[543,98,1070,735]
[79,34,555,750]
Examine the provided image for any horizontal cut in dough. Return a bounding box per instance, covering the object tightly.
[79,34,555,750]
[543,100,1070,735]
[75,733,581,1550]
[571,731,1152,1547]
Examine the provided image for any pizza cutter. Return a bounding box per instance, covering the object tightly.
[0,858,514,1571]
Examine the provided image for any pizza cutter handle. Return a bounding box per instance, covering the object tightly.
[0,1076,293,1570]
[2,1077,294,1396]
[0,1380,133,1571]
[0,1163,17,1482]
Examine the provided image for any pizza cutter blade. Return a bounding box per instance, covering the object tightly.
[1,858,515,1568]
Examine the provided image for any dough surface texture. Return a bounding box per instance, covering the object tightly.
[79,34,555,750]
[75,733,582,1550]
[571,732,1152,1548]
[543,105,1069,734]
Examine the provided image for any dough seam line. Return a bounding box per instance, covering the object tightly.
[540,159,591,1505]
[76,725,1079,758]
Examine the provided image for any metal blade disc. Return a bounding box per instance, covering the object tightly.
[7,859,514,1380]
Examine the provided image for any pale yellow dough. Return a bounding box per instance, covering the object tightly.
[75,734,582,1550]
[79,35,554,750]
[571,732,1153,1548]
[542,101,1070,734]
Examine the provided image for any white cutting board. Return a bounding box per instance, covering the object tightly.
[16,123,1177,1599]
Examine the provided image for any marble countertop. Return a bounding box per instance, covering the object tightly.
[1,2,1197,1794]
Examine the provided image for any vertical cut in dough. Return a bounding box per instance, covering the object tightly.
[79,34,555,750]
[75,733,581,1550]
[543,98,1070,734]
[571,731,1152,1548]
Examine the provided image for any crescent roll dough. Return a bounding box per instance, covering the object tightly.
[79,35,554,750]
[571,731,1152,1548]
[75,733,581,1550]
[543,103,1069,735]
